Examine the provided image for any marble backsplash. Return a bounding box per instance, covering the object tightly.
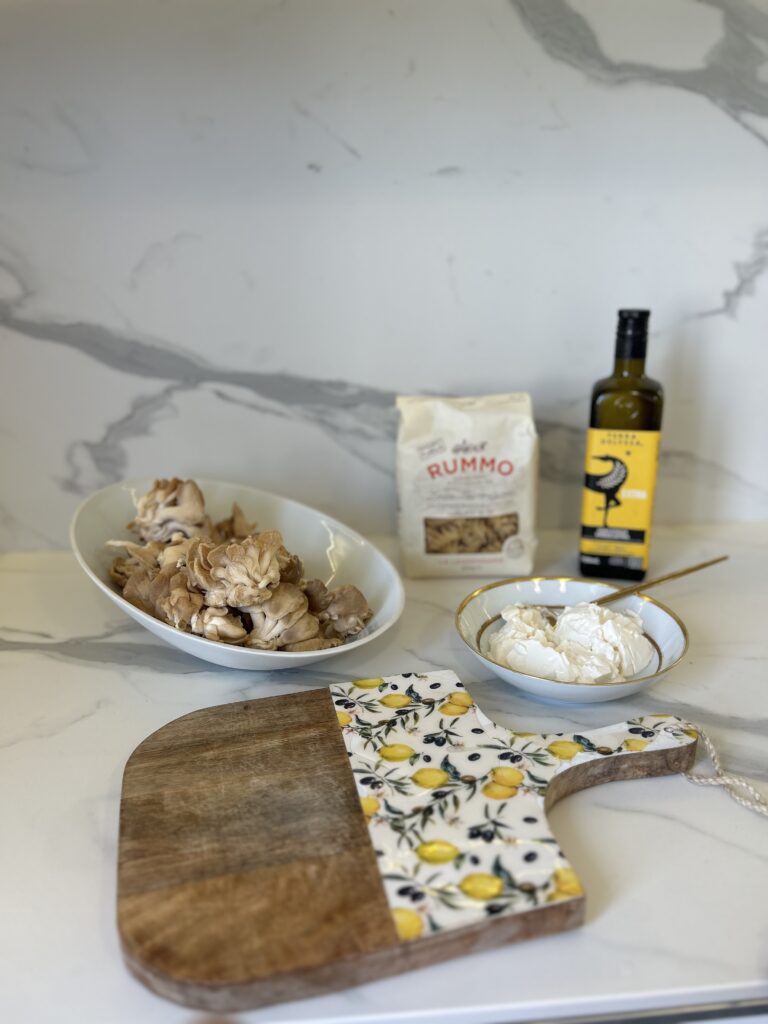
[2,0,768,549]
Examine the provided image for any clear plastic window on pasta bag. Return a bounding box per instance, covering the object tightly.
[396,395,538,578]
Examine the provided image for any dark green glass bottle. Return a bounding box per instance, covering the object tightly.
[579,310,663,581]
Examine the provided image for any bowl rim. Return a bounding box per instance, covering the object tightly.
[69,477,406,661]
[455,575,690,688]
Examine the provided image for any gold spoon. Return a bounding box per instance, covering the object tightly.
[529,554,727,624]
[476,554,729,660]
[593,554,729,606]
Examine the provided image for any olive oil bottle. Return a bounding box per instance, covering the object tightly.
[579,309,663,581]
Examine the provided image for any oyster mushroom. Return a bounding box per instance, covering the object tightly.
[156,532,195,571]
[185,536,218,597]
[302,578,332,615]
[300,579,371,637]
[121,563,159,615]
[192,605,248,644]
[279,610,321,647]
[203,531,285,608]
[277,547,304,586]
[122,565,203,633]
[323,585,373,638]
[159,571,205,632]
[244,582,310,648]
[282,637,342,652]
[210,502,259,544]
[129,478,210,543]
[110,558,131,588]
[107,539,162,587]
[106,476,375,654]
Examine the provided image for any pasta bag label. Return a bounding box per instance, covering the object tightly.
[396,394,538,578]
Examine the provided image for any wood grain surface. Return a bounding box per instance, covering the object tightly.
[117,688,696,1012]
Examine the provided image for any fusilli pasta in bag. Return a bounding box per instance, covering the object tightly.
[396,394,538,578]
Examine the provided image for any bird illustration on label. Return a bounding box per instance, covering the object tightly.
[584,455,628,527]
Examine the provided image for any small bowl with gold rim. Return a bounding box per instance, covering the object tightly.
[455,577,688,704]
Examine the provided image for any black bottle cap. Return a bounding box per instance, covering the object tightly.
[615,308,650,360]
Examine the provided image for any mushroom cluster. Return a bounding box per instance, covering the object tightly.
[108,478,373,652]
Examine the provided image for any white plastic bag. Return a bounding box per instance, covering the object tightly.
[396,394,538,578]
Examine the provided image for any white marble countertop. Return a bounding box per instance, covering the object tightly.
[1,524,767,1024]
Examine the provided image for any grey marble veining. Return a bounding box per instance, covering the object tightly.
[511,0,768,144]
[510,0,768,324]
[3,245,765,537]
[0,103,101,177]
[0,697,112,752]
[588,797,768,864]
[1,0,768,548]
[698,224,768,317]
[0,525,766,1023]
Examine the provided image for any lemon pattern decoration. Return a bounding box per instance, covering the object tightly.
[360,796,380,818]
[412,767,450,789]
[380,694,412,709]
[392,907,424,941]
[416,840,460,864]
[333,670,697,941]
[546,867,584,902]
[378,743,416,762]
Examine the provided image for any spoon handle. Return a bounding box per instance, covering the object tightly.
[593,555,729,606]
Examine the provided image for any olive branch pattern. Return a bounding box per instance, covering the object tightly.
[332,671,697,942]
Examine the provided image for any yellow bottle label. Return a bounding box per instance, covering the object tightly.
[579,428,661,571]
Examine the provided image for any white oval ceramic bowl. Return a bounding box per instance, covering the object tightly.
[456,577,688,703]
[70,479,405,671]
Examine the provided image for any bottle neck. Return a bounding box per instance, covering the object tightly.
[613,322,648,377]
[613,355,646,378]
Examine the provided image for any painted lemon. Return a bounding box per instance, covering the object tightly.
[353,677,384,689]
[360,796,380,818]
[336,710,352,726]
[514,731,535,737]
[684,728,699,740]
[412,767,449,789]
[490,766,524,788]
[459,873,503,901]
[446,690,473,708]
[379,694,412,709]
[440,702,469,717]
[546,867,583,901]
[624,738,648,752]
[379,743,415,762]
[547,740,585,761]
[416,840,459,864]
[392,907,423,941]
[482,782,518,800]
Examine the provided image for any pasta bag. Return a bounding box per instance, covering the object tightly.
[396,394,538,578]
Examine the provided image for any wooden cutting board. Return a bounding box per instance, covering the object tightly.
[117,670,697,1012]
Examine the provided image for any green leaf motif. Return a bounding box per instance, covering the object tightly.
[491,855,516,888]
[440,755,462,781]
[572,734,597,752]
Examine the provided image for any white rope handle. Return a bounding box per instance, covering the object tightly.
[684,728,768,818]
